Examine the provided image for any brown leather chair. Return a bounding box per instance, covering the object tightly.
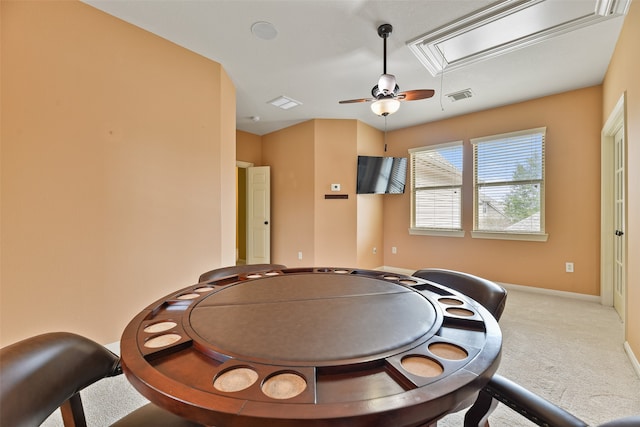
[198,263,287,283]
[412,268,507,426]
[411,272,637,427]
[412,268,507,320]
[464,374,640,427]
[0,332,201,427]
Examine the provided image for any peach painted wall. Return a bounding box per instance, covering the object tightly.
[260,119,385,267]
[314,120,358,267]
[219,68,237,265]
[1,1,236,346]
[237,130,263,166]
[602,1,640,360]
[356,121,385,269]
[262,121,316,266]
[382,87,603,295]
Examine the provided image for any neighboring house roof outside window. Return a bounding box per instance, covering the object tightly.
[505,211,541,232]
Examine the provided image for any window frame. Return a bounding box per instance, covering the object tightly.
[471,127,548,242]
[409,141,465,237]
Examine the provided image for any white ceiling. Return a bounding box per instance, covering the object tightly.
[82,0,627,136]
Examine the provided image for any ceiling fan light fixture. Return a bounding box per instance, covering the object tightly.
[371,98,400,116]
[377,74,397,95]
[338,23,434,113]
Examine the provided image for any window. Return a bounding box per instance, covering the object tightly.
[409,142,464,236]
[471,127,548,241]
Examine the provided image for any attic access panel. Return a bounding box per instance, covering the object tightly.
[408,0,630,76]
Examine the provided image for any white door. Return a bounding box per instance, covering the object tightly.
[613,127,626,319]
[247,166,271,264]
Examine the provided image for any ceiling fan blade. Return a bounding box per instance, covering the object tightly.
[338,98,374,104]
[397,89,435,101]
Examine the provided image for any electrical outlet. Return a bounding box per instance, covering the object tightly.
[331,183,340,191]
[298,251,303,260]
[392,247,397,254]
[565,262,574,273]
[373,247,377,254]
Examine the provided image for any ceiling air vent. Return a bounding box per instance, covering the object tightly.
[268,96,302,110]
[447,89,473,102]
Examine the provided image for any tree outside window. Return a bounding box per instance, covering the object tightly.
[472,128,545,235]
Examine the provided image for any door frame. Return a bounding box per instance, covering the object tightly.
[236,161,254,264]
[600,93,626,309]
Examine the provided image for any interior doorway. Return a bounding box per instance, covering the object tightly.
[236,161,252,265]
[612,125,626,319]
[236,161,272,265]
[246,166,271,264]
[600,93,627,321]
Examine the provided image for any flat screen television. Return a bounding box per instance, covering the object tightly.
[356,155,407,194]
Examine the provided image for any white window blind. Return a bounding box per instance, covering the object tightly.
[472,128,545,234]
[410,142,463,231]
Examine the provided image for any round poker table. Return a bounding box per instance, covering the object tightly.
[120,267,502,427]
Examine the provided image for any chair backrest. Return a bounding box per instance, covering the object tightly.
[198,264,287,283]
[0,332,120,427]
[412,268,507,320]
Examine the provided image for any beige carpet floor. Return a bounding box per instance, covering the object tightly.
[43,288,640,426]
[439,288,640,426]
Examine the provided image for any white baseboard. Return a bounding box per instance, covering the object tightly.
[625,341,640,379]
[380,266,601,303]
[497,282,601,303]
[378,266,415,275]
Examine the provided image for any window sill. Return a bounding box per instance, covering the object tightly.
[409,228,465,238]
[471,231,549,242]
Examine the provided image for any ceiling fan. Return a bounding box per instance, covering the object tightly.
[339,23,435,116]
